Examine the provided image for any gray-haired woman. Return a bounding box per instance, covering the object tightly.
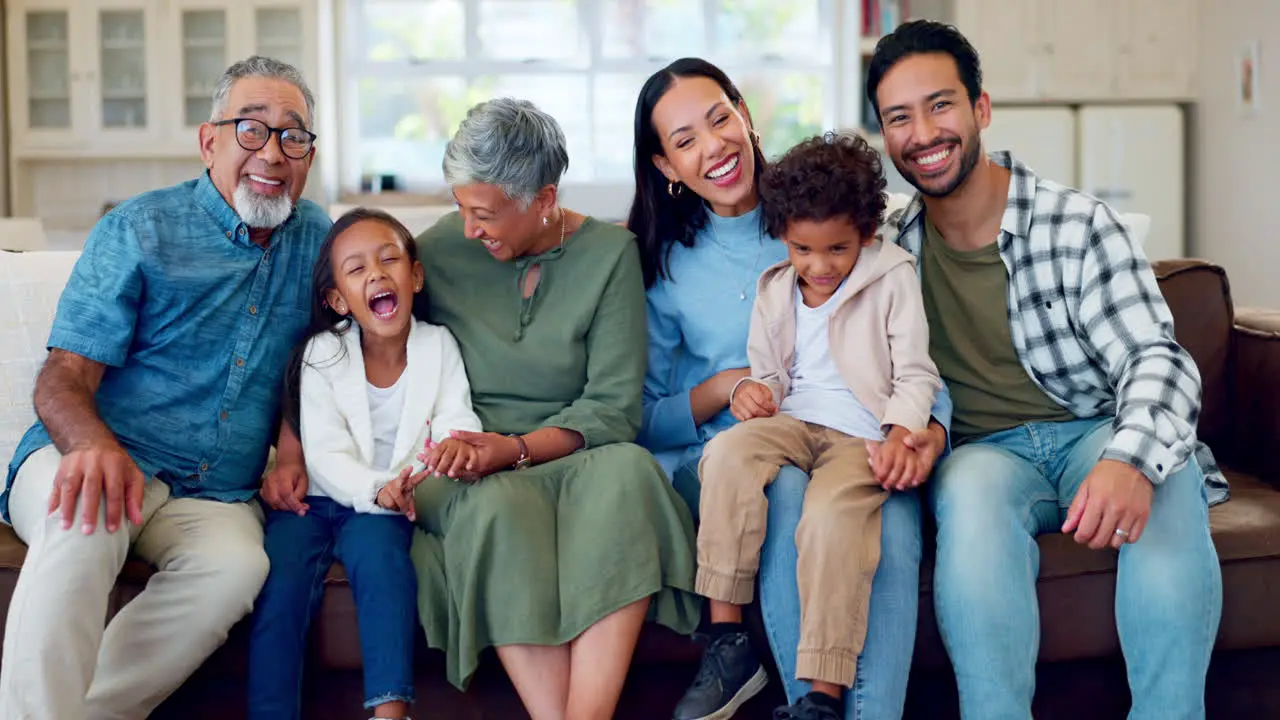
[408,97,700,719]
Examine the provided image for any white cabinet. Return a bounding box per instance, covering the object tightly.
[170,1,315,135]
[1078,105,1185,259]
[1035,0,1114,100]
[90,2,164,141]
[6,0,317,159]
[945,0,1197,102]
[951,0,1038,101]
[248,3,310,71]
[7,4,77,147]
[172,2,232,131]
[1113,0,1197,99]
[7,0,162,152]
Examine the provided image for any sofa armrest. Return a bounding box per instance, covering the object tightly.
[1233,307,1280,490]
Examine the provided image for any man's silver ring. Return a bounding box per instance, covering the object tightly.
[1114,528,1130,537]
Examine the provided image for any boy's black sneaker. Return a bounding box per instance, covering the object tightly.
[772,693,843,720]
[671,631,768,720]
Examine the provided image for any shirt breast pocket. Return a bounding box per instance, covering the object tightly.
[1018,290,1089,368]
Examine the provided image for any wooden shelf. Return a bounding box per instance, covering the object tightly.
[101,40,145,51]
[27,40,69,51]
[14,147,201,160]
[183,38,226,49]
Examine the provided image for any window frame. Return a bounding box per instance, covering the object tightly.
[338,0,868,220]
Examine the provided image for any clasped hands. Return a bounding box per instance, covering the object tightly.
[264,431,521,521]
[730,380,945,491]
[374,431,524,518]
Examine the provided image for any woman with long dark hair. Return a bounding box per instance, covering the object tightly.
[628,58,951,720]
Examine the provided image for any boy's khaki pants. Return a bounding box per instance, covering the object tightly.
[696,414,887,687]
[0,445,269,720]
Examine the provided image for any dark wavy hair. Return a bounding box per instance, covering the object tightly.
[865,19,983,123]
[626,57,768,288]
[759,132,888,240]
[281,207,423,436]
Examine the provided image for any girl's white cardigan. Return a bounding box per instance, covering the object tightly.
[298,319,483,513]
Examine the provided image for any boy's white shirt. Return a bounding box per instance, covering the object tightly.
[298,318,483,513]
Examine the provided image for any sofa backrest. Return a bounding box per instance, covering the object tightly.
[0,251,80,465]
[0,251,1241,476]
[1151,259,1235,463]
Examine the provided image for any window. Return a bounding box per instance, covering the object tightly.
[343,0,857,201]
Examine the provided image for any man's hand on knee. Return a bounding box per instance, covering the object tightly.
[1061,459,1153,550]
[46,441,146,534]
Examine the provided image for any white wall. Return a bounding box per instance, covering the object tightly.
[0,0,9,216]
[1192,0,1280,308]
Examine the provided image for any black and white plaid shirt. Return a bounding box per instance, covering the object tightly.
[885,151,1228,505]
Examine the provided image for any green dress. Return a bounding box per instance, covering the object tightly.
[410,212,700,690]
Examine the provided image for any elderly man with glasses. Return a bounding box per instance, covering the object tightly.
[0,55,332,720]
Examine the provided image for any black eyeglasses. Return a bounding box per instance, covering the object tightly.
[212,117,316,159]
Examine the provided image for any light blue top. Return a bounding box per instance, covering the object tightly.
[3,172,332,521]
[638,207,784,476]
[638,205,953,479]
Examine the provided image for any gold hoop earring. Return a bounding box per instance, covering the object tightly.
[668,181,683,198]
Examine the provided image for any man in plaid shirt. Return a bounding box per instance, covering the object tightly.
[865,20,1223,719]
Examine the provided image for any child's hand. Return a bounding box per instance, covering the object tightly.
[376,466,417,521]
[730,381,777,422]
[425,437,477,480]
[868,424,946,491]
[868,426,920,491]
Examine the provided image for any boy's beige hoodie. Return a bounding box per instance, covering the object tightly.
[733,238,942,432]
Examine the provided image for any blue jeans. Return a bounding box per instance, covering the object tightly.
[762,466,922,719]
[676,462,922,719]
[929,417,1222,720]
[248,496,417,719]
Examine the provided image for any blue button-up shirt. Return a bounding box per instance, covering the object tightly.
[2,172,332,521]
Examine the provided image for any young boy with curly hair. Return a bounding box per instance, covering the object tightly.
[694,131,944,720]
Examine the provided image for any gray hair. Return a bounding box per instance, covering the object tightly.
[442,97,570,206]
[209,55,316,128]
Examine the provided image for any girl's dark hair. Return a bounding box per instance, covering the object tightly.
[281,207,422,436]
[625,57,768,288]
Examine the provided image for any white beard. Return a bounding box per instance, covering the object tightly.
[233,179,293,229]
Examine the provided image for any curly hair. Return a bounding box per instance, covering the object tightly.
[759,131,888,241]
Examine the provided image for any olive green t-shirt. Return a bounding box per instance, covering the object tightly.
[920,218,1073,442]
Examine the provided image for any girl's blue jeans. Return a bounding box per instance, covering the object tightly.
[247,496,417,719]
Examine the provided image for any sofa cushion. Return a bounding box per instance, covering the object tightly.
[1151,260,1234,462]
[1234,307,1280,488]
[910,470,1280,669]
[0,251,81,466]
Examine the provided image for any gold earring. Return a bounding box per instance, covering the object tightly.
[668,181,683,198]
[750,128,762,147]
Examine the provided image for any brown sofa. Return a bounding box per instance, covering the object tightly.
[1,258,1277,719]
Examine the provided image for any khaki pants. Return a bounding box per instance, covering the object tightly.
[0,445,268,720]
[696,414,886,687]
